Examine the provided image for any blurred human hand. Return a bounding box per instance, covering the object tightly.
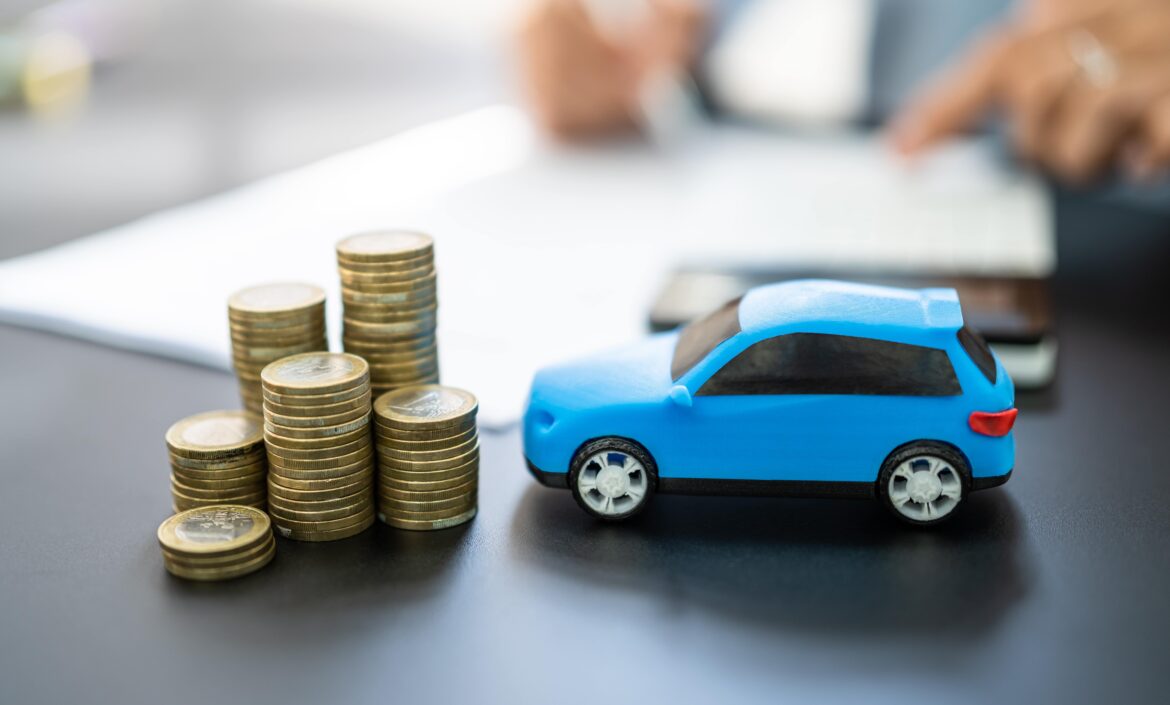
[514,0,707,140]
[892,0,1170,183]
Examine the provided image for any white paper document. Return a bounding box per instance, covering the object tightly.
[0,106,1051,427]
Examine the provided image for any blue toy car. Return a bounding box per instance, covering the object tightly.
[523,280,1016,526]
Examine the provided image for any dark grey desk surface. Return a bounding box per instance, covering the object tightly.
[3,3,1170,704]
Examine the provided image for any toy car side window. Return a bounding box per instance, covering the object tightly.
[696,333,961,397]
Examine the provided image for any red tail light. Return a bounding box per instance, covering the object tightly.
[969,408,1018,437]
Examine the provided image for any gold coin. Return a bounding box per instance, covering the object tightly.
[343,318,434,338]
[170,479,268,502]
[263,416,370,440]
[270,505,376,533]
[377,435,477,463]
[342,306,438,326]
[378,491,475,513]
[269,466,374,491]
[263,425,371,452]
[228,282,325,317]
[264,444,372,471]
[167,451,266,472]
[164,541,275,581]
[157,505,271,557]
[268,454,374,481]
[269,499,373,524]
[342,333,436,352]
[342,288,437,306]
[263,405,370,430]
[368,371,442,388]
[169,470,265,491]
[262,391,371,418]
[374,425,476,450]
[339,263,434,284]
[337,251,433,273]
[228,317,325,335]
[261,352,369,396]
[379,467,477,491]
[352,349,438,367]
[369,409,470,434]
[340,273,436,295]
[229,333,326,352]
[378,496,476,519]
[373,385,477,430]
[276,514,374,542]
[336,230,433,262]
[378,478,476,501]
[172,493,265,510]
[269,496,374,523]
[373,417,473,441]
[268,476,372,503]
[264,435,369,461]
[380,459,478,485]
[262,383,370,408]
[163,535,274,569]
[381,444,477,472]
[170,465,266,486]
[165,410,264,460]
[365,364,439,385]
[378,507,476,531]
[233,341,326,362]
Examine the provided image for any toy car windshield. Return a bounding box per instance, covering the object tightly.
[670,296,742,381]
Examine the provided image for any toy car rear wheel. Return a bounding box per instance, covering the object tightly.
[569,438,656,521]
[877,442,970,526]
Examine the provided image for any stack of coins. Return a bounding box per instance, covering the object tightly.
[229,282,328,415]
[261,352,376,541]
[166,410,267,512]
[373,385,478,530]
[337,231,439,398]
[157,505,275,581]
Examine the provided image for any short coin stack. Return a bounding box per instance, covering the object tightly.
[229,282,328,415]
[373,385,479,530]
[337,231,439,398]
[166,410,267,512]
[262,352,376,541]
[157,505,275,581]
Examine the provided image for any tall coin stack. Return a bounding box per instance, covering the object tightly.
[261,352,376,541]
[373,385,478,531]
[229,282,328,415]
[166,410,267,512]
[157,505,276,581]
[337,231,439,398]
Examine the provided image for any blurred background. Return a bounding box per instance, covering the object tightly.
[0,0,517,257]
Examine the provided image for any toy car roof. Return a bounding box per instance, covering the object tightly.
[738,280,964,338]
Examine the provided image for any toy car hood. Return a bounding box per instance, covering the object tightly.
[528,332,678,412]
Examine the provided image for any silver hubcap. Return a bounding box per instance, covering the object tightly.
[577,450,648,516]
[887,454,962,521]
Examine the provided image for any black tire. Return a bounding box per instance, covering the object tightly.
[568,437,657,522]
[877,441,971,527]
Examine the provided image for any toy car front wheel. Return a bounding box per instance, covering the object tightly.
[877,442,970,526]
[569,438,656,521]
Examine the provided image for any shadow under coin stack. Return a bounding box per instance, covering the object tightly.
[166,410,267,512]
[157,505,275,581]
[337,231,439,398]
[228,283,328,416]
[261,352,376,541]
[373,385,479,530]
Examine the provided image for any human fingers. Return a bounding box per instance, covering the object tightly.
[890,31,1019,155]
